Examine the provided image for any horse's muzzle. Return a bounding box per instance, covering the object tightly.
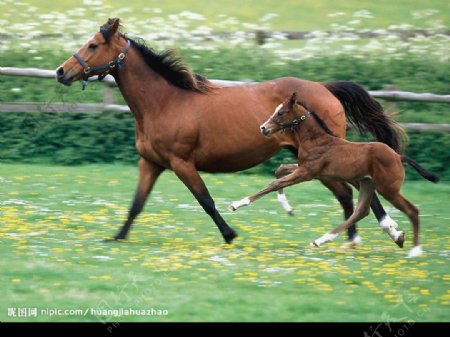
[56,67,73,86]
[260,125,272,137]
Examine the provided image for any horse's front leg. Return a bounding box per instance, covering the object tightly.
[111,158,165,240]
[229,166,312,211]
[171,157,237,244]
[312,178,374,247]
[275,163,298,215]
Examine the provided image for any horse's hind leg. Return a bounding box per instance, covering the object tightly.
[112,158,165,240]
[371,193,400,240]
[312,178,374,247]
[381,192,421,257]
[321,179,360,245]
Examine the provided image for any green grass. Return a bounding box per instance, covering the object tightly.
[0,163,449,322]
[1,0,448,31]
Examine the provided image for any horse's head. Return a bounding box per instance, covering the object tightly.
[56,18,129,87]
[260,92,309,137]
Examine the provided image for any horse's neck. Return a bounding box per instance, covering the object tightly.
[295,117,333,149]
[113,47,173,120]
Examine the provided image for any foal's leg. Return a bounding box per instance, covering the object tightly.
[229,166,312,211]
[171,158,237,244]
[112,158,165,240]
[321,179,360,245]
[371,194,400,238]
[381,192,421,257]
[312,178,374,247]
[275,164,297,215]
[274,164,359,243]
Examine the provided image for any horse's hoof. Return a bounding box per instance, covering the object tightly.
[228,204,237,212]
[310,241,319,247]
[340,234,361,249]
[287,209,295,216]
[395,231,405,248]
[407,245,423,258]
[103,235,126,242]
[103,237,117,242]
[224,230,238,244]
[340,241,357,249]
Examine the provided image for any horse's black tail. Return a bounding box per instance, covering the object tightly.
[324,81,407,154]
[402,156,440,183]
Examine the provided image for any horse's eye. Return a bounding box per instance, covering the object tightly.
[88,43,98,51]
[277,111,283,116]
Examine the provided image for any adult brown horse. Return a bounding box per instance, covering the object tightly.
[56,18,404,244]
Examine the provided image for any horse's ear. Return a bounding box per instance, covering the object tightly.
[289,92,298,106]
[108,18,120,35]
[100,18,121,42]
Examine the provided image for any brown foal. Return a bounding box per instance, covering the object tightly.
[230,93,439,257]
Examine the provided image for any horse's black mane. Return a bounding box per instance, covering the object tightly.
[297,101,338,137]
[123,34,213,93]
[100,20,212,93]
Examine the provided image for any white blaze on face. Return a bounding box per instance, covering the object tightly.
[273,103,283,116]
[262,103,283,131]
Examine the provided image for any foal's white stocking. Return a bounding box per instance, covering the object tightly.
[311,233,338,247]
[379,215,403,241]
[277,191,294,215]
[229,197,250,211]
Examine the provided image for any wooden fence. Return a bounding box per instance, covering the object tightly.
[1,66,449,132]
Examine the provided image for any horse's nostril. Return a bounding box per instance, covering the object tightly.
[260,125,266,130]
[56,67,64,76]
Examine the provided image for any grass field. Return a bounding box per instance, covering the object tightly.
[0,163,449,322]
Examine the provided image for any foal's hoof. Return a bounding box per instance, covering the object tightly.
[340,234,362,249]
[310,241,319,247]
[287,209,295,216]
[395,231,405,248]
[223,229,238,244]
[228,205,237,212]
[407,245,423,258]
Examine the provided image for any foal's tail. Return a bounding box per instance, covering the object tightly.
[402,156,440,183]
[324,81,407,154]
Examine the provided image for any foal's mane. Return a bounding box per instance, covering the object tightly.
[100,20,214,93]
[297,101,338,137]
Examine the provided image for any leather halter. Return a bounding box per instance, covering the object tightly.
[73,39,131,90]
[270,112,310,132]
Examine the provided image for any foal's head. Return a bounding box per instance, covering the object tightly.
[260,93,309,137]
[56,18,127,86]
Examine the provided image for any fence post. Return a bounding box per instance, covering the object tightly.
[103,84,115,108]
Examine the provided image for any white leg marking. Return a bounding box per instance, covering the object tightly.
[351,234,362,245]
[311,232,338,247]
[340,234,362,249]
[379,215,402,241]
[407,245,423,258]
[277,192,294,214]
[229,197,251,211]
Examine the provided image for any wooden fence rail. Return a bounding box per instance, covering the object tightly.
[1,66,449,132]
